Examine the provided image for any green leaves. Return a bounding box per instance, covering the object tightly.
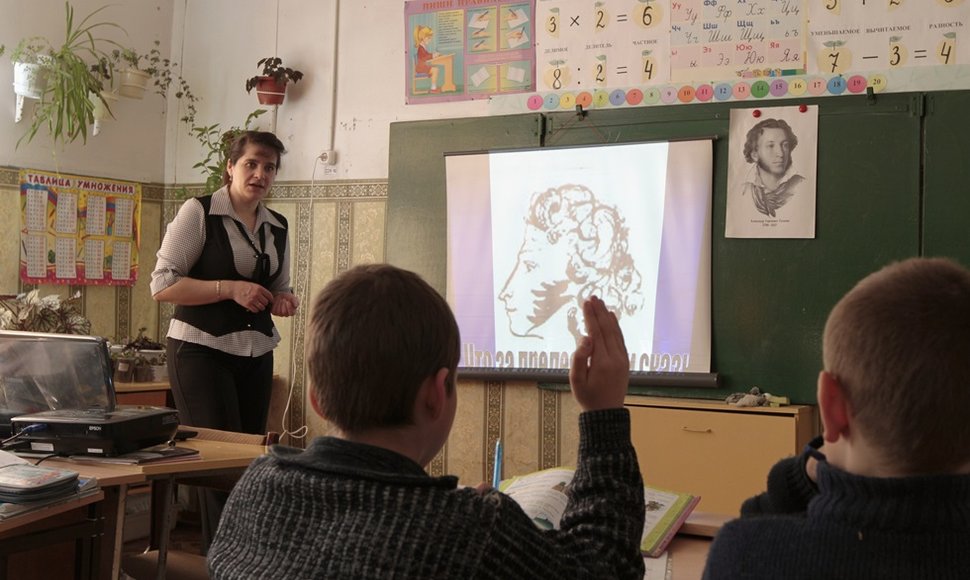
[16,2,127,148]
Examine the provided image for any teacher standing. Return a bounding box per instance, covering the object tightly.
[151,131,299,544]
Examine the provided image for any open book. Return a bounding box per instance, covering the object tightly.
[500,467,700,558]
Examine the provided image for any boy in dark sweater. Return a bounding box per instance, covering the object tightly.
[209,264,645,579]
[704,257,970,579]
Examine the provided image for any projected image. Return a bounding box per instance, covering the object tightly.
[445,140,713,377]
[498,184,643,343]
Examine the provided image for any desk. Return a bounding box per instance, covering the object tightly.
[665,535,712,580]
[0,491,105,580]
[140,439,266,579]
[428,53,457,92]
[40,438,266,580]
[656,511,728,580]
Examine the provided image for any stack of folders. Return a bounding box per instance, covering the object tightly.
[0,450,99,520]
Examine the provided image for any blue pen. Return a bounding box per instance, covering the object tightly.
[492,438,503,489]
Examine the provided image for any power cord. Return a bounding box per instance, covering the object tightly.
[1,423,46,449]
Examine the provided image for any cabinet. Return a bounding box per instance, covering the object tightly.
[625,397,817,516]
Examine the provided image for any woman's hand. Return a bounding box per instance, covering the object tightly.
[232,281,275,313]
[271,292,300,317]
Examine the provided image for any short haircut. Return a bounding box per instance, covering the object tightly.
[823,257,970,473]
[221,131,286,187]
[306,264,461,433]
[743,118,798,164]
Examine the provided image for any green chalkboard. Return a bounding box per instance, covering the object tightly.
[924,91,970,266]
[388,92,924,404]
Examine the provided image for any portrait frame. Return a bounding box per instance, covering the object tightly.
[725,104,818,239]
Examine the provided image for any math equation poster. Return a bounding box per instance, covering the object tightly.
[19,169,141,286]
[405,0,537,103]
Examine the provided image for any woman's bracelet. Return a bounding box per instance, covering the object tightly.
[216,280,222,299]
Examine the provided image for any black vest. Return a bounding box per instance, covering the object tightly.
[172,195,288,338]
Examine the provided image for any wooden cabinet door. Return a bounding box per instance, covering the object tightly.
[628,406,799,516]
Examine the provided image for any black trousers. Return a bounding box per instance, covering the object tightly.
[166,338,274,551]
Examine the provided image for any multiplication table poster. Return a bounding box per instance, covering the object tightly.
[19,169,141,286]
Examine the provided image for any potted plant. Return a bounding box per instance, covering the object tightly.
[111,47,151,99]
[11,38,50,101]
[116,328,166,383]
[88,57,118,135]
[113,40,198,126]
[245,57,303,105]
[13,2,124,147]
[0,290,92,335]
[191,108,268,193]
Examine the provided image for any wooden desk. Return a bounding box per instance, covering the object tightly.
[654,511,728,580]
[666,535,712,580]
[139,439,266,579]
[40,439,266,580]
[0,491,106,580]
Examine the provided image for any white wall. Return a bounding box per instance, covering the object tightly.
[0,0,173,182]
[1,0,495,184]
[173,0,496,182]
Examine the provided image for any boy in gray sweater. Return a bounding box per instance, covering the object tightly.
[209,263,645,579]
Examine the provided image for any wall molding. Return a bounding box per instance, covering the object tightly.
[0,167,388,202]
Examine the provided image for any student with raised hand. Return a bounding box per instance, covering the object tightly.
[703,257,970,580]
[208,263,646,579]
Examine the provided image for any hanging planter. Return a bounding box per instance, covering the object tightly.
[118,68,150,98]
[253,76,287,105]
[13,61,48,99]
[89,90,118,136]
[245,57,303,106]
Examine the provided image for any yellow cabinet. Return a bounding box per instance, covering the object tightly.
[625,397,817,516]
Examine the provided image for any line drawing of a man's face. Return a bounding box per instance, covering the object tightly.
[498,184,644,340]
[743,118,799,178]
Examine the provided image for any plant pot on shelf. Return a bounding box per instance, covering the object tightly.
[134,363,154,383]
[114,356,136,383]
[119,68,150,99]
[254,76,287,105]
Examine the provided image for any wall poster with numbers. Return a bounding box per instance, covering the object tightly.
[405,0,537,103]
[534,0,806,98]
[19,170,141,287]
[498,0,970,113]
[809,0,968,76]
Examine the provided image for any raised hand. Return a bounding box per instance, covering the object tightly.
[568,296,630,412]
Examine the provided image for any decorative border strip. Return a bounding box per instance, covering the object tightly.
[539,388,560,470]
[429,441,447,477]
[288,200,314,439]
[117,286,131,342]
[521,73,887,112]
[0,168,388,203]
[336,202,354,274]
[161,180,388,202]
[0,167,19,187]
[485,380,504,483]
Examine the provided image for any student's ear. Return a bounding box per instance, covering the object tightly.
[420,367,451,422]
[817,370,851,444]
[309,387,324,418]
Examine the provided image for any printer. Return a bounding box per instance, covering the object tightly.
[1,330,178,456]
